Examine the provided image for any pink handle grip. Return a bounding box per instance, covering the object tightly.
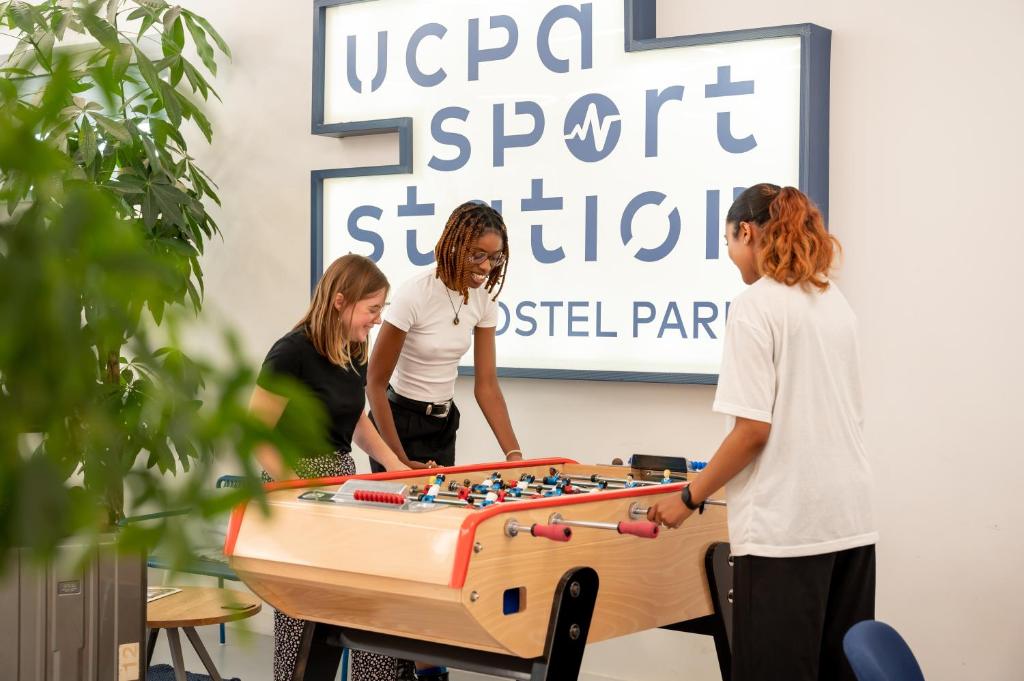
[530,523,572,542]
[617,521,660,539]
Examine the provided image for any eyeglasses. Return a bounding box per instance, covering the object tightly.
[467,251,506,267]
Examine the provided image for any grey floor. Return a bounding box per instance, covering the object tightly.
[147,625,495,681]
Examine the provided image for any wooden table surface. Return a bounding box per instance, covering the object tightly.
[147,586,262,628]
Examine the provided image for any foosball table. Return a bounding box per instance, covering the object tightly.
[225,457,733,680]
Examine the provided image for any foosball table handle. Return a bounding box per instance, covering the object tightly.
[530,523,572,542]
[505,518,573,542]
[616,520,660,539]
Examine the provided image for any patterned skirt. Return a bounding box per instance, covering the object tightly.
[261,452,414,681]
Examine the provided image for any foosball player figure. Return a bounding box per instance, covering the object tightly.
[422,476,443,502]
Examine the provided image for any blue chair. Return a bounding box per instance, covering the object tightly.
[843,620,925,681]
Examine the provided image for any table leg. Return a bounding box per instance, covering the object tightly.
[165,628,188,681]
[147,628,159,667]
[184,626,225,681]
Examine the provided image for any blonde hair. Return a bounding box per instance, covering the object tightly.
[294,254,388,368]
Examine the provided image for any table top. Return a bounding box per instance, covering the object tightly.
[147,586,262,628]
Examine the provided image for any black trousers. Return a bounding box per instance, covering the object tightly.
[731,544,876,681]
[368,395,460,473]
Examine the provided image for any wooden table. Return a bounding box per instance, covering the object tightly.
[147,586,262,681]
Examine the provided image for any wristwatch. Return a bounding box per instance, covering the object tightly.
[681,485,700,511]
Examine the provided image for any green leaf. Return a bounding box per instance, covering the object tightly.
[31,29,56,67]
[161,16,183,59]
[137,13,156,38]
[91,112,133,143]
[169,56,184,86]
[151,182,185,225]
[158,81,181,126]
[149,297,164,325]
[53,8,73,40]
[9,2,38,34]
[182,14,216,76]
[176,89,212,143]
[74,97,103,112]
[180,59,207,99]
[186,279,201,312]
[112,42,132,79]
[182,11,231,59]
[132,45,163,96]
[150,118,185,149]
[107,0,120,26]
[162,6,182,34]
[110,174,147,190]
[81,12,120,50]
[79,117,98,165]
[139,134,164,174]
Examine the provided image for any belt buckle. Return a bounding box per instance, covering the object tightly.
[428,401,450,418]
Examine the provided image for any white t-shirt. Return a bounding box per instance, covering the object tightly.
[385,269,498,403]
[713,277,877,558]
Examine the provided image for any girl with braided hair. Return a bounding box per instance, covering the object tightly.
[366,201,524,486]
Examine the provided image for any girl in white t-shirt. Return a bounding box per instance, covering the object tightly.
[367,201,525,476]
[649,184,876,681]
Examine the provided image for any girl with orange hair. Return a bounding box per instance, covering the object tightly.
[649,184,876,681]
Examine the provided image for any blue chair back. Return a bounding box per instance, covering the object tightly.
[844,620,925,681]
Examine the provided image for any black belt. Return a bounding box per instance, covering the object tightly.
[387,386,453,418]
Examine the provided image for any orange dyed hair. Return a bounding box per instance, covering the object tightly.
[727,184,841,291]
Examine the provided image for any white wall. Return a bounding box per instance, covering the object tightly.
[182,1,1024,679]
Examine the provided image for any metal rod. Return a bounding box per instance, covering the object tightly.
[549,513,617,531]
[183,626,224,681]
[644,470,687,481]
[629,499,727,519]
[563,473,661,487]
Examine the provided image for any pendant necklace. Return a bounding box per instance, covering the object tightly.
[444,287,464,326]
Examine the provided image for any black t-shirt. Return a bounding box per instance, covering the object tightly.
[257,329,367,454]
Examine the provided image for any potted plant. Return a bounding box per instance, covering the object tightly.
[0,2,320,678]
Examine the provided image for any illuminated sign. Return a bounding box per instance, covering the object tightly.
[311,0,830,383]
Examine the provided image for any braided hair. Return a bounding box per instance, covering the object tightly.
[434,201,509,303]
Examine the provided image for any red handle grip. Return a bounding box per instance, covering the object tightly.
[354,490,404,505]
[530,523,572,542]
[617,521,660,539]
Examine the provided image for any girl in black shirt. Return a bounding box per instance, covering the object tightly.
[249,254,411,681]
